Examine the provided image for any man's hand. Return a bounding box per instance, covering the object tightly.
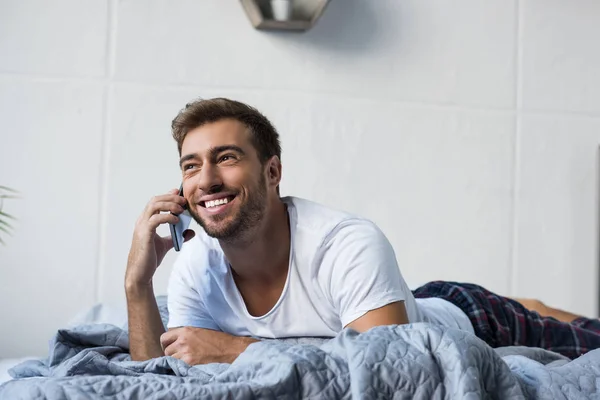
[126,188,193,288]
[160,327,258,365]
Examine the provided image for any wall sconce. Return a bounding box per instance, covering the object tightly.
[240,0,331,32]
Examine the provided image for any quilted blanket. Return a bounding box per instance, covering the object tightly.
[2,317,600,398]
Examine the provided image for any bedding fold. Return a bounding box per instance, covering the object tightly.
[2,303,600,399]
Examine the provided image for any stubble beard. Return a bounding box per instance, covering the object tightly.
[189,174,268,243]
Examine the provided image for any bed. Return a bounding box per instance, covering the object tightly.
[1,296,599,399]
[0,358,38,386]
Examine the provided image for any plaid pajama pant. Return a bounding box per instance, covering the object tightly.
[412,280,600,359]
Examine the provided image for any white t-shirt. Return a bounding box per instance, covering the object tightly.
[167,196,473,337]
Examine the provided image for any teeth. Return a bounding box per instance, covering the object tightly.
[206,197,229,208]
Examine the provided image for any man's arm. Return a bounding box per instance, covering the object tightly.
[160,327,258,365]
[125,188,191,361]
[320,220,415,332]
[345,301,408,333]
[126,283,165,360]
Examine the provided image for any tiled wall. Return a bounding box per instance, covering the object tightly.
[1,0,599,357]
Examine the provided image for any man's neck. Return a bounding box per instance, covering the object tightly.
[220,198,290,284]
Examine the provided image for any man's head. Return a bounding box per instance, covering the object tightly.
[172,98,281,163]
[171,98,282,242]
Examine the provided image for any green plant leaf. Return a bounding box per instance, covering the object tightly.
[0,186,17,245]
[0,218,13,229]
[0,211,17,220]
[0,195,20,200]
[0,224,12,236]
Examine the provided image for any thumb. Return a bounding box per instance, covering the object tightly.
[183,229,196,243]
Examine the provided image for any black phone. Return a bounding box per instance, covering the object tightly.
[169,184,191,251]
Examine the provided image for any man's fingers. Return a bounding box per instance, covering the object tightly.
[144,191,186,213]
[148,213,179,229]
[167,352,193,366]
[135,189,187,234]
[145,201,185,219]
[164,344,178,357]
[160,330,178,352]
[151,192,184,205]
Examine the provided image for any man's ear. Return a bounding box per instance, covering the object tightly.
[266,156,282,187]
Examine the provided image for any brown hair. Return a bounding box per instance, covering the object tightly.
[171,98,281,164]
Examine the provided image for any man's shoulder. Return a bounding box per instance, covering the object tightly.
[284,195,355,226]
[283,196,382,244]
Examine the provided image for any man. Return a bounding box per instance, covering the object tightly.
[125,98,600,365]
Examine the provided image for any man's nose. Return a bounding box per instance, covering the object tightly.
[197,163,223,193]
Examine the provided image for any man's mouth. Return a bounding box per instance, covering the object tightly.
[199,195,236,209]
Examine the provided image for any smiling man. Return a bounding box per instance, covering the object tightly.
[125,98,600,365]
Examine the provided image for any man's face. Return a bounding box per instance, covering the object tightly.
[179,119,269,241]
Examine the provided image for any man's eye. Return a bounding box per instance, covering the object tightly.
[219,155,235,162]
[183,164,197,171]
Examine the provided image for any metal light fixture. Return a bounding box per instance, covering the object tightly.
[240,0,331,32]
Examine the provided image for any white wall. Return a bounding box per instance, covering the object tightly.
[1,0,599,358]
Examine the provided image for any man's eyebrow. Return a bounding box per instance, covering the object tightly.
[179,146,246,168]
[179,153,199,168]
[209,145,245,158]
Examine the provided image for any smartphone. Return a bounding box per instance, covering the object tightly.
[169,184,192,252]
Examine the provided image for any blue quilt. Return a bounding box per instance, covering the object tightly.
[2,307,600,399]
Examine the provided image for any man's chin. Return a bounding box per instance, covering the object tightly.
[192,210,226,228]
[198,219,240,240]
[204,227,240,240]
